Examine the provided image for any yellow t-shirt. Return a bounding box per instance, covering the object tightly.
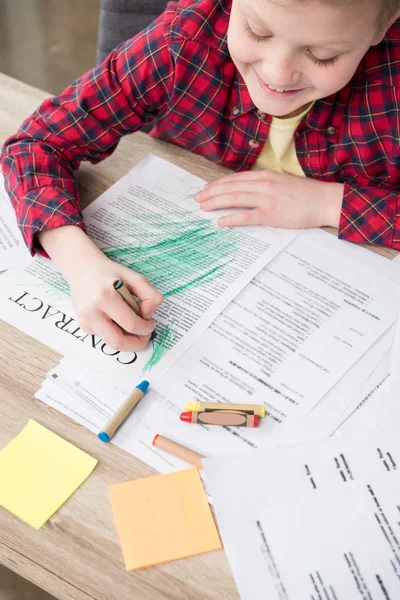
[252,103,313,177]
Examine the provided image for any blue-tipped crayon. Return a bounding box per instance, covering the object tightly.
[98,380,149,443]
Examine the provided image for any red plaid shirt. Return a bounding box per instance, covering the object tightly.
[2,0,400,252]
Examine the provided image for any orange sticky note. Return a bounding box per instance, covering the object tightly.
[108,468,221,570]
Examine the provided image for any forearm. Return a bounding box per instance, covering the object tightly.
[37,226,106,282]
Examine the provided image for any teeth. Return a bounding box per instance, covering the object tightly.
[268,85,286,92]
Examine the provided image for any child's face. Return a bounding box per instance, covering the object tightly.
[228,0,382,117]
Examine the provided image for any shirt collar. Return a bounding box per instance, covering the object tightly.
[305,82,353,139]
[229,69,258,119]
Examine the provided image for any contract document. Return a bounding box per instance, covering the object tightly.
[0,155,295,387]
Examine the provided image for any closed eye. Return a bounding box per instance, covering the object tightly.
[244,22,271,43]
[307,51,340,67]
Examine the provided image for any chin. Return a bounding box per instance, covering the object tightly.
[250,90,296,116]
[250,86,313,118]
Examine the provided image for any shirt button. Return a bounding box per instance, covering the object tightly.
[249,139,260,149]
[231,105,240,116]
[326,125,337,136]
[257,110,266,119]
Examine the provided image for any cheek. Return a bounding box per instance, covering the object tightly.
[228,36,260,66]
[227,8,260,67]
[309,59,363,95]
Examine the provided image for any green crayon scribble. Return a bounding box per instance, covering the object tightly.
[21,214,238,371]
[163,264,222,298]
[142,325,177,373]
[103,216,238,298]
[24,260,70,297]
[17,273,70,303]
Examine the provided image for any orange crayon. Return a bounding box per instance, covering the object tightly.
[152,434,204,469]
[180,411,259,428]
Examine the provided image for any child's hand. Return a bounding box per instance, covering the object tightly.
[38,226,163,352]
[195,170,344,229]
[68,254,162,352]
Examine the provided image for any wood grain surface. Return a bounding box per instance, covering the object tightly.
[0,72,396,600]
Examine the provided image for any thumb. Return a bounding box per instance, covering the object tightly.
[119,267,163,320]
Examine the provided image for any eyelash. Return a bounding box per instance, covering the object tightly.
[308,53,339,67]
[244,22,340,67]
[244,22,270,43]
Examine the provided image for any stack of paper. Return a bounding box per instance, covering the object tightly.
[34,224,400,477]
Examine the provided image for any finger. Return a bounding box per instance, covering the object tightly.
[80,325,95,335]
[196,179,270,204]
[195,170,271,200]
[200,190,265,212]
[119,267,163,319]
[89,312,152,352]
[218,209,262,228]
[209,170,272,185]
[108,290,156,336]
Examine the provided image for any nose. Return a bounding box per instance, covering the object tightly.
[262,46,300,88]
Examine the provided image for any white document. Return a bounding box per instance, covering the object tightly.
[35,321,394,484]
[336,364,390,438]
[31,230,400,471]
[158,231,400,440]
[0,173,31,270]
[35,369,213,498]
[332,343,391,437]
[382,254,400,426]
[276,328,393,445]
[382,318,400,427]
[203,433,400,600]
[0,155,296,387]
[36,378,167,470]
[36,359,199,473]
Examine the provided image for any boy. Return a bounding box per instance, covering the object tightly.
[2,0,400,351]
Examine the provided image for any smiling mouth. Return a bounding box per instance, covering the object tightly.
[255,71,304,96]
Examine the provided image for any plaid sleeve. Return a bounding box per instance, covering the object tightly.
[1,5,176,255]
[339,184,400,249]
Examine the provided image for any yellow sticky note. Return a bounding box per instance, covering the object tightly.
[109,468,221,570]
[0,420,97,529]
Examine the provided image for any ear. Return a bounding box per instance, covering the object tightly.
[371,11,400,45]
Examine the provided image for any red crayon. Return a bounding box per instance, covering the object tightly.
[180,410,259,428]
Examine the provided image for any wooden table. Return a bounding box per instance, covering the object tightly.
[0,73,396,600]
